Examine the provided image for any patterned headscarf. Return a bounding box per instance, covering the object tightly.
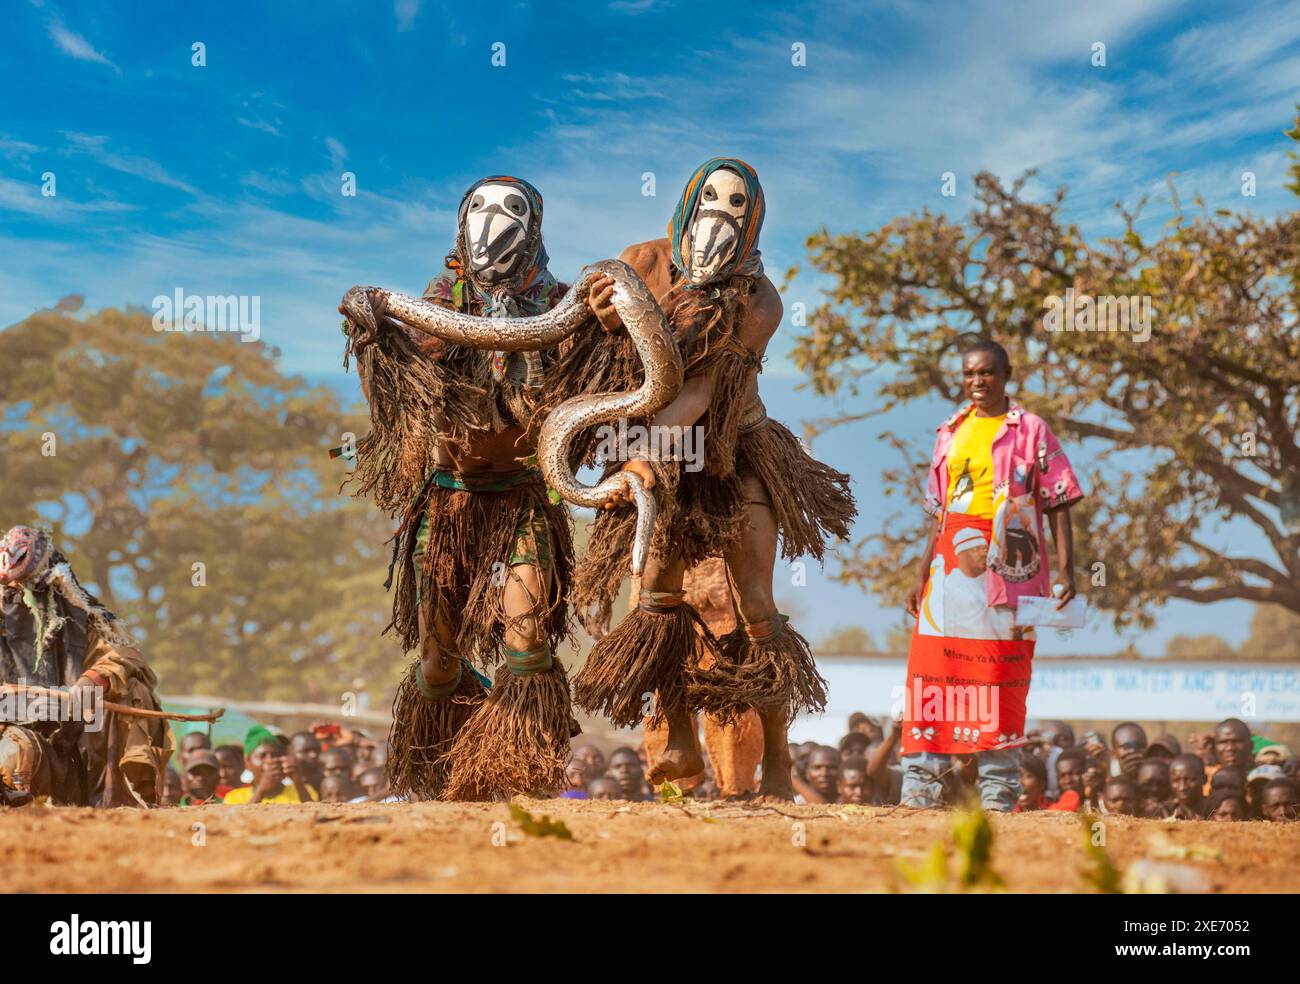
[668,157,766,288]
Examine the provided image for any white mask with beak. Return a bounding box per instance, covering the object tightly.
[462,182,533,285]
[685,168,749,285]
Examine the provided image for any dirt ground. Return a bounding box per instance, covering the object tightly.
[4,799,1298,893]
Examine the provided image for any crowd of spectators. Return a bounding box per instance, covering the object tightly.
[161,722,392,806]
[560,713,1299,821]
[162,714,1299,822]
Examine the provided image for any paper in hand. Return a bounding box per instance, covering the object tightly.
[1015,594,1087,629]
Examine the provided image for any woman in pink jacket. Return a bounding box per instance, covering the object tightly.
[900,339,1084,810]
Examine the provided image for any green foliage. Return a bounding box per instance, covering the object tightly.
[1079,814,1123,894]
[1154,605,1300,662]
[658,780,684,803]
[893,800,1004,892]
[791,115,1300,629]
[1238,604,1300,661]
[509,803,574,840]
[1286,105,1300,199]
[893,841,951,893]
[1163,633,1237,661]
[0,301,400,703]
[950,802,1003,889]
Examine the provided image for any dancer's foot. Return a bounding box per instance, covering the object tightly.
[756,704,794,800]
[0,783,32,808]
[758,770,794,800]
[648,745,705,785]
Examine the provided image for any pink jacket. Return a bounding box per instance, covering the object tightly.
[924,402,1085,608]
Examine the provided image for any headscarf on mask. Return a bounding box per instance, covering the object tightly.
[446,175,557,316]
[668,158,766,289]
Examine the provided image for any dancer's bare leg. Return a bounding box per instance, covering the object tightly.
[640,550,705,784]
[723,478,792,798]
[418,553,550,686]
[418,601,461,688]
[502,560,551,652]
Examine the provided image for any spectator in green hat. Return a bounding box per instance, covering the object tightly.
[222,726,318,804]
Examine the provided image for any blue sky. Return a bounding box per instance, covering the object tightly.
[3,0,1298,654]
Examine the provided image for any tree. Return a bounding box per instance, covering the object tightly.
[818,626,876,655]
[1238,604,1300,662]
[789,112,1300,630]
[0,300,400,703]
[1163,634,1237,661]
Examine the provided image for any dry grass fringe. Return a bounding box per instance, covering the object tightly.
[688,620,828,724]
[387,660,486,801]
[573,604,714,728]
[441,660,575,801]
[390,482,574,664]
[343,322,443,515]
[739,419,857,563]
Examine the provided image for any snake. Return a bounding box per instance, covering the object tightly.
[339,259,683,576]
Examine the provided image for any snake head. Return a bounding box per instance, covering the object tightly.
[339,286,384,335]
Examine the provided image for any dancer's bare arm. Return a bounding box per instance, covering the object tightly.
[602,242,781,502]
[1046,503,1076,607]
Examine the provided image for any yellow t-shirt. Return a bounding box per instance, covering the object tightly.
[946,412,1005,519]
[222,783,318,805]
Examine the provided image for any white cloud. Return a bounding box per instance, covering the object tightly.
[0,175,135,219]
[608,0,664,12]
[0,136,40,160]
[237,117,281,136]
[325,136,348,169]
[241,171,298,196]
[62,133,198,195]
[47,20,119,74]
[395,0,420,32]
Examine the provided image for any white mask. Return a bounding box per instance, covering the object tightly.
[463,182,533,284]
[685,169,748,284]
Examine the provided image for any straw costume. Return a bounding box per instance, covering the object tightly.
[342,176,578,801]
[558,159,856,790]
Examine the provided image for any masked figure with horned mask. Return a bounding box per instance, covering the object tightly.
[544,158,857,798]
[0,525,172,806]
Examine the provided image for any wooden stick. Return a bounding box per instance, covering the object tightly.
[0,684,225,723]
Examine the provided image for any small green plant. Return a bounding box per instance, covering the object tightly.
[658,780,685,803]
[950,802,1004,889]
[509,804,574,840]
[893,799,1004,892]
[1079,814,1123,893]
